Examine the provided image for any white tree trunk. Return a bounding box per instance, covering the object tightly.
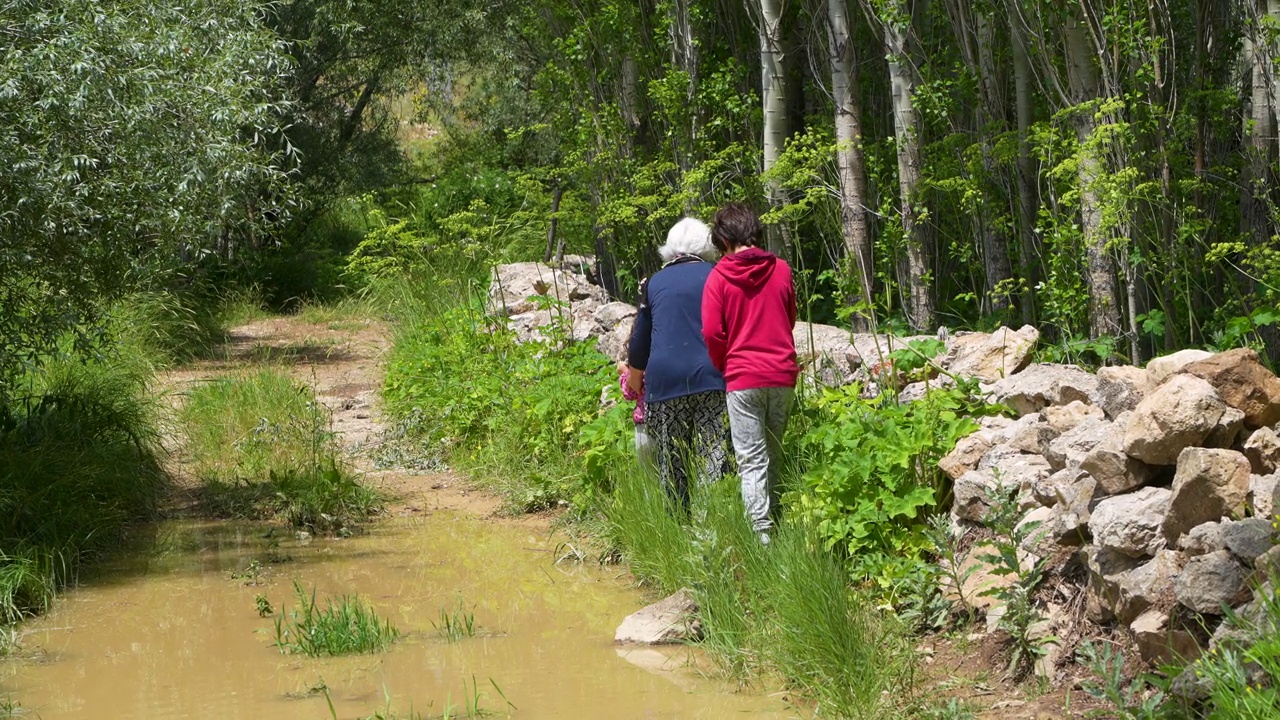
[827,0,873,330]
[880,1,934,330]
[757,0,789,254]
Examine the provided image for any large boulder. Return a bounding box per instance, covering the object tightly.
[1032,466,1090,507]
[1162,448,1251,542]
[1174,550,1251,614]
[1090,486,1172,558]
[1146,349,1214,385]
[593,301,638,331]
[1204,407,1246,450]
[1006,417,1059,456]
[1123,375,1228,465]
[615,589,701,644]
[953,469,999,522]
[977,446,1052,501]
[1096,365,1153,419]
[1181,348,1280,429]
[984,364,1100,416]
[1049,474,1097,545]
[942,325,1039,382]
[489,262,608,316]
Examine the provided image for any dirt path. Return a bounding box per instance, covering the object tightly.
[160,314,511,520]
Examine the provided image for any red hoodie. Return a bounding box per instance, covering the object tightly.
[701,247,799,392]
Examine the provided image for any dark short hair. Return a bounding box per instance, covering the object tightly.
[711,203,763,252]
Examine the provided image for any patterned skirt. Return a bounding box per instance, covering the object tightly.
[645,390,729,508]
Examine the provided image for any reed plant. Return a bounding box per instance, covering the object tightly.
[273,581,400,656]
[432,601,477,642]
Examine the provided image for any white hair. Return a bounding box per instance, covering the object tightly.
[658,217,716,262]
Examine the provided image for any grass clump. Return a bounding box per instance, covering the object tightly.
[179,369,380,532]
[432,600,477,642]
[0,353,166,621]
[603,468,915,719]
[273,581,400,656]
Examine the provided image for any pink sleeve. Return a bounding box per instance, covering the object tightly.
[701,272,728,372]
[620,371,641,401]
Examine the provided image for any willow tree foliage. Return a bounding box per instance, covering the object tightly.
[0,0,294,391]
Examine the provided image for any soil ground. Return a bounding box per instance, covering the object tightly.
[160,314,1108,719]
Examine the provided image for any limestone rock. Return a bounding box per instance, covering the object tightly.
[489,262,607,316]
[1096,365,1153,418]
[1147,349,1214,385]
[1081,431,1154,496]
[596,317,635,363]
[942,325,1039,382]
[1181,347,1280,429]
[1249,472,1280,519]
[1222,517,1275,564]
[1090,486,1172,558]
[984,364,1100,417]
[953,469,999,522]
[592,301,638,331]
[1051,475,1098,546]
[1046,417,1111,471]
[1178,520,1227,556]
[1174,550,1250,614]
[1082,546,1146,622]
[1006,418,1059,456]
[1116,550,1185,624]
[1243,427,1280,475]
[975,414,1015,443]
[1032,466,1091,508]
[1204,407,1246,450]
[1162,448,1250,542]
[1123,375,1228,465]
[940,434,992,481]
[1043,400,1106,434]
[1131,609,1202,667]
[977,446,1052,498]
[615,589,701,644]
[793,323,858,386]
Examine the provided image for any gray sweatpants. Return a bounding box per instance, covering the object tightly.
[726,387,794,532]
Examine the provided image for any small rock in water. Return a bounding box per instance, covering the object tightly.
[615,589,701,645]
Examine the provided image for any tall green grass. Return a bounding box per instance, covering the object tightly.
[0,352,166,621]
[604,467,915,719]
[179,370,381,531]
[273,581,400,656]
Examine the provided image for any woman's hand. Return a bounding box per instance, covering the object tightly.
[626,367,645,396]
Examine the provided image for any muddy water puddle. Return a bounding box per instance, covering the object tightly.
[1,512,795,719]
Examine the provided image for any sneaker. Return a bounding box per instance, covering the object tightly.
[758,531,770,546]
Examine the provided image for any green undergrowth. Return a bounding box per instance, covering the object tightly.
[0,350,166,622]
[381,269,615,513]
[179,369,381,532]
[273,581,400,656]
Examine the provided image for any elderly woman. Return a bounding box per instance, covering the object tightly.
[626,218,727,508]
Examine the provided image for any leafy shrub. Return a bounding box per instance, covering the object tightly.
[382,300,616,512]
[788,378,999,582]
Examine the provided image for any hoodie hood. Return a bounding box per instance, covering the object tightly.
[717,247,777,289]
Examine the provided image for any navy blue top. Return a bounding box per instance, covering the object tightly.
[628,257,726,403]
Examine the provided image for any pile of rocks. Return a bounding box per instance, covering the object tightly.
[941,348,1280,675]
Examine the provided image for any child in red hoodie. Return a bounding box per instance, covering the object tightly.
[701,203,799,544]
